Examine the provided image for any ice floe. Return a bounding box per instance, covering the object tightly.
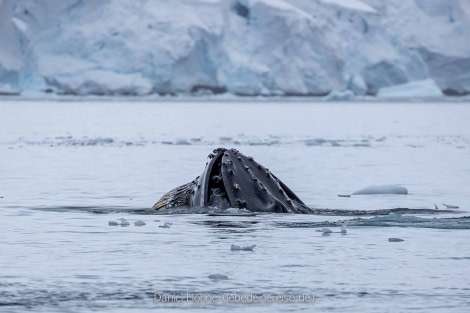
[388,238,405,242]
[377,79,443,99]
[352,185,408,195]
[231,244,256,251]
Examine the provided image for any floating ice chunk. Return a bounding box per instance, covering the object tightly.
[352,185,408,195]
[159,222,172,228]
[323,90,354,101]
[134,220,146,226]
[231,244,256,251]
[208,274,229,280]
[118,218,130,227]
[316,228,333,236]
[377,79,443,98]
[108,221,119,226]
[388,238,405,242]
[442,203,459,209]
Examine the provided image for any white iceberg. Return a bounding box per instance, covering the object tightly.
[231,244,256,251]
[134,220,146,226]
[159,222,173,228]
[377,79,443,98]
[117,218,130,227]
[352,185,408,195]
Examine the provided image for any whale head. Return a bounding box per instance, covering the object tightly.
[153,148,313,213]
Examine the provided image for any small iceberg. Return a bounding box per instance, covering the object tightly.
[377,79,443,99]
[323,90,354,101]
[134,220,146,226]
[118,218,130,227]
[442,203,459,209]
[352,185,408,195]
[231,244,256,251]
[159,222,172,228]
[108,221,119,226]
[388,238,405,242]
[316,228,333,236]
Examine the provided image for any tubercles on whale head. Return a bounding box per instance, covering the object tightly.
[153,147,314,214]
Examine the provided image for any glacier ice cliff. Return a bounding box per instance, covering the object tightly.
[0,0,469,97]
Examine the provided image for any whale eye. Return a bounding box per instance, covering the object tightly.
[228,160,233,165]
[238,157,242,161]
[244,166,249,170]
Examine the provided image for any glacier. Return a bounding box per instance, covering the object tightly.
[0,0,469,97]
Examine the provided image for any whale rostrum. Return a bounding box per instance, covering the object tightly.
[153,148,313,213]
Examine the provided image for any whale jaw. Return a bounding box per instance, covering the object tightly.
[154,148,313,214]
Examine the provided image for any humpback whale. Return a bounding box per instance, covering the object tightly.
[153,148,313,213]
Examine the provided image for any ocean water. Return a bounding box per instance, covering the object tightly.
[1,99,469,312]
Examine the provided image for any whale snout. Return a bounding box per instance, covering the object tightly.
[154,148,313,214]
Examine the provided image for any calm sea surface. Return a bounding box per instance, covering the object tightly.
[1,99,469,312]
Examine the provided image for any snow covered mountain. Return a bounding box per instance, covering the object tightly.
[1,0,469,97]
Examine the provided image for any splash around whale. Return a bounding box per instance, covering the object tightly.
[153,148,314,213]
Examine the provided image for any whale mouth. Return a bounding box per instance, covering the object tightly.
[153,148,314,213]
[189,148,313,213]
[207,152,231,209]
